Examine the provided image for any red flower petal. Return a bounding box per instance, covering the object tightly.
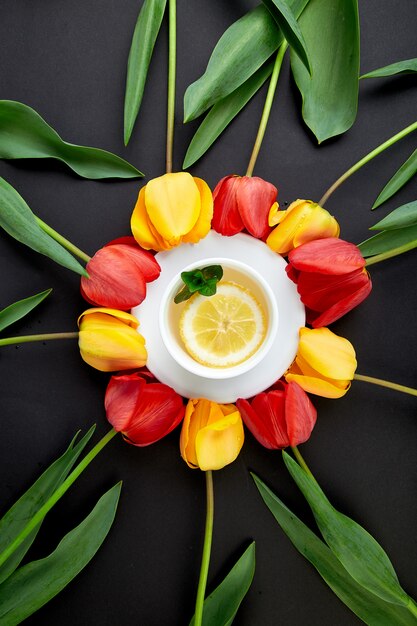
[296,268,370,312]
[104,237,160,282]
[237,391,289,449]
[309,274,372,327]
[105,373,146,432]
[212,176,244,236]
[284,382,317,446]
[236,176,277,239]
[288,238,366,275]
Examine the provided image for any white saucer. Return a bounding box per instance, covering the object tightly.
[131,231,305,403]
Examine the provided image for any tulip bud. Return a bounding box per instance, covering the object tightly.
[236,381,316,449]
[285,327,357,398]
[80,237,160,310]
[180,399,244,470]
[286,237,372,327]
[131,172,213,251]
[105,372,185,446]
[266,199,340,255]
[78,308,147,372]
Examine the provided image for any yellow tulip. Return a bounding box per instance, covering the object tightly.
[285,327,357,398]
[131,172,213,251]
[266,199,340,255]
[78,308,147,372]
[180,399,244,471]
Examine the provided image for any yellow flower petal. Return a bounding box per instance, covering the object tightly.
[181,177,213,244]
[293,205,340,248]
[131,187,171,251]
[145,173,200,245]
[78,308,139,329]
[285,372,350,399]
[268,201,282,226]
[298,327,357,380]
[195,410,244,471]
[79,323,147,372]
[267,203,312,254]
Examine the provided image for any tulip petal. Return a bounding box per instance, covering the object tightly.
[310,275,372,327]
[104,238,161,282]
[267,203,313,255]
[284,382,317,446]
[181,177,213,244]
[131,186,171,251]
[212,175,244,236]
[236,176,277,239]
[292,206,340,248]
[237,391,289,449]
[105,373,146,432]
[180,399,209,468]
[78,307,139,329]
[145,172,200,244]
[285,371,350,398]
[298,327,357,380]
[79,324,147,371]
[268,201,283,226]
[195,410,244,471]
[288,238,366,274]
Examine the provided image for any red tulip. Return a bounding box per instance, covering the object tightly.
[212,175,277,239]
[236,381,316,449]
[105,371,185,446]
[81,237,160,310]
[286,237,372,328]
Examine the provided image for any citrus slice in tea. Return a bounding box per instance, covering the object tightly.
[179,282,266,367]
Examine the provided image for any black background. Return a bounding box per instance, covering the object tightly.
[0,1,416,624]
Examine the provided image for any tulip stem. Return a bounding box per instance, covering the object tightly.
[194,470,214,626]
[245,42,288,177]
[0,331,79,347]
[364,240,417,266]
[319,120,417,206]
[291,446,315,481]
[354,373,417,397]
[165,0,176,174]
[0,427,118,570]
[35,217,91,263]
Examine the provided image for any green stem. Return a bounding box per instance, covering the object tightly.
[354,373,417,397]
[0,331,79,347]
[35,216,91,263]
[407,597,417,618]
[194,470,214,626]
[319,120,417,206]
[166,0,176,174]
[291,446,316,481]
[245,42,288,177]
[365,240,417,266]
[0,428,118,569]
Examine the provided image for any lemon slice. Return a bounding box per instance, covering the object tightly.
[179,282,266,367]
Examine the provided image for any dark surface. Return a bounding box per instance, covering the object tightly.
[0,1,416,624]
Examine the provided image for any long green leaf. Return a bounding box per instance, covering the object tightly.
[0,101,142,179]
[0,177,87,277]
[372,149,417,209]
[362,59,417,79]
[252,474,417,626]
[283,452,409,607]
[358,224,417,257]
[183,62,274,169]
[184,5,282,122]
[0,427,95,585]
[0,483,121,626]
[0,289,51,333]
[370,201,417,231]
[262,0,311,73]
[189,543,255,626]
[290,0,360,142]
[124,0,167,145]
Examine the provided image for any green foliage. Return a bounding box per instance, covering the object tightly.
[174,265,223,303]
[0,101,142,179]
[361,58,417,79]
[262,0,311,73]
[0,289,51,333]
[372,149,417,209]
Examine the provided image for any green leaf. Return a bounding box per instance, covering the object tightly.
[358,224,417,257]
[183,62,274,169]
[0,289,51,333]
[290,0,360,142]
[189,543,255,626]
[252,473,417,626]
[361,58,417,79]
[175,265,223,302]
[0,100,143,179]
[124,0,167,145]
[372,149,417,209]
[184,5,282,122]
[0,177,87,277]
[0,427,95,585]
[0,483,121,626]
[282,452,409,607]
[370,201,417,231]
[262,0,311,73]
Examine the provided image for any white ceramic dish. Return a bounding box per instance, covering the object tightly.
[132,230,305,403]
